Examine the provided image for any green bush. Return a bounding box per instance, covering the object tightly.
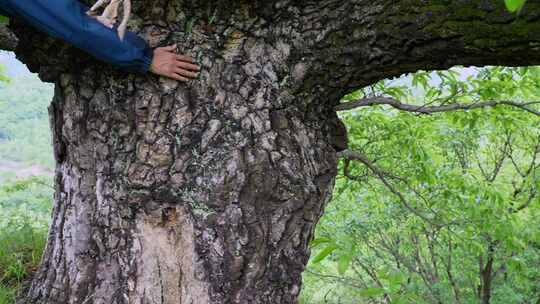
[0,285,16,304]
[0,221,47,284]
[0,177,52,303]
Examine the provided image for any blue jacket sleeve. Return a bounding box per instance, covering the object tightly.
[0,0,153,73]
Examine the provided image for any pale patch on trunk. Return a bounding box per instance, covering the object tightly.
[132,207,211,304]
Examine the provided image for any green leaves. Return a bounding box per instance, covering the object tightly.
[356,269,409,301]
[337,253,353,275]
[309,237,332,248]
[302,66,540,304]
[311,243,338,264]
[0,176,52,304]
[358,287,385,297]
[309,236,357,277]
[505,0,527,12]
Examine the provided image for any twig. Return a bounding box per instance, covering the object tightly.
[337,149,445,227]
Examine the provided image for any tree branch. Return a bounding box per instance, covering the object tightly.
[445,237,462,304]
[304,270,366,290]
[335,96,540,116]
[337,149,445,227]
[301,0,540,99]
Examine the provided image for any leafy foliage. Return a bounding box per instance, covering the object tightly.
[505,0,527,12]
[302,66,540,304]
[0,177,52,304]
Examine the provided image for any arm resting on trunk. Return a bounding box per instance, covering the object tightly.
[0,0,152,72]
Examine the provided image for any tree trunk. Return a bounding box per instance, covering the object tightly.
[480,243,496,304]
[17,41,344,302]
[9,1,540,303]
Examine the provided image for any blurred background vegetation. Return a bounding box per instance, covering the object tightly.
[0,52,53,304]
[301,67,540,304]
[0,51,538,304]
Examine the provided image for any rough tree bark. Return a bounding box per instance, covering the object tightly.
[0,23,17,51]
[6,1,540,303]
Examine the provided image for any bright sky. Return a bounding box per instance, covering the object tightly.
[0,51,31,77]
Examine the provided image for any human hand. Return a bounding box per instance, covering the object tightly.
[150,44,200,81]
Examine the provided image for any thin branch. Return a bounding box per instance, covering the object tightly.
[525,135,540,176]
[353,257,392,304]
[445,237,462,304]
[342,159,369,182]
[335,96,540,116]
[487,133,512,182]
[304,270,366,289]
[337,149,445,227]
[515,188,538,212]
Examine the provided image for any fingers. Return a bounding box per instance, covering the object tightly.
[150,44,202,81]
[175,55,200,79]
[156,46,196,63]
[118,24,127,40]
[176,54,195,63]
[176,60,200,72]
[156,45,198,66]
[174,68,198,79]
[168,73,189,82]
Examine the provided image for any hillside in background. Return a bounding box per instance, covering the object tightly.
[0,66,54,178]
